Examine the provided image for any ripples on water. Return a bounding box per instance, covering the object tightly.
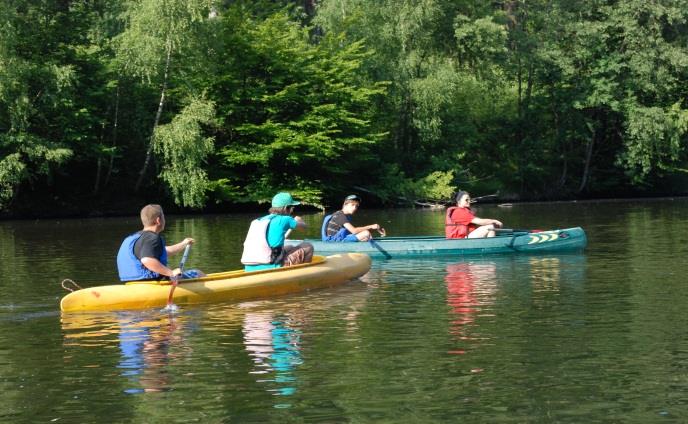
[1,200,688,421]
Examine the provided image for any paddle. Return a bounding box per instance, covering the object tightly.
[469,193,498,204]
[369,238,392,259]
[369,227,391,259]
[494,228,542,234]
[165,243,191,311]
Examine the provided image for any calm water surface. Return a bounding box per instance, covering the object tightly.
[1,199,688,422]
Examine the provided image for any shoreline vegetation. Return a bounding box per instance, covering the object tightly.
[3,194,687,221]
[2,1,688,219]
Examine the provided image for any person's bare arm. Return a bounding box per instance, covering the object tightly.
[293,216,307,229]
[165,238,194,255]
[141,257,181,278]
[285,216,307,239]
[343,222,382,234]
[471,217,502,227]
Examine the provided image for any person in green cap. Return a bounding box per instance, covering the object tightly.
[241,192,314,271]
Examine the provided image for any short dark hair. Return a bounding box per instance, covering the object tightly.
[343,194,361,205]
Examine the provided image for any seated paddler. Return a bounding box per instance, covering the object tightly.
[445,191,503,239]
[241,192,314,271]
[116,204,204,282]
[322,194,385,242]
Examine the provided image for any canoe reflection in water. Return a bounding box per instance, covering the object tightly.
[445,261,497,348]
[242,310,303,402]
[528,257,562,292]
[61,310,193,394]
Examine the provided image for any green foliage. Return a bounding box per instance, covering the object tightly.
[417,170,456,201]
[114,0,210,81]
[372,165,454,204]
[154,97,216,208]
[0,153,24,208]
[4,0,688,216]
[212,12,386,204]
[409,58,458,145]
[0,1,78,210]
[454,14,507,72]
[533,0,688,189]
[621,103,688,181]
[216,172,326,210]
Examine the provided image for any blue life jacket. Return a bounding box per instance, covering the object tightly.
[116,232,168,281]
[322,212,354,241]
[320,214,333,241]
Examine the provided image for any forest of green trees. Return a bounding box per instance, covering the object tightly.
[2,0,688,217]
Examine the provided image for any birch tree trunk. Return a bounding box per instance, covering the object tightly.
[104,84,120,188]
[135,39,172,192]
[578,124,595,193]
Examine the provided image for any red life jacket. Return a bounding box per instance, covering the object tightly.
[445,207,475,239]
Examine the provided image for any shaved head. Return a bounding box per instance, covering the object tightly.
[140,204,164,226]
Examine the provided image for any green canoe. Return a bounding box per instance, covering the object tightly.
[286,227,587,259]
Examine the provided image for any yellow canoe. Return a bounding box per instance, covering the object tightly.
[60,253,371,312]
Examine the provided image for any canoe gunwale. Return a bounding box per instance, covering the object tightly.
[124,255,328,286]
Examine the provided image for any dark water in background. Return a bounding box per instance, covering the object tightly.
[1,199,687,422]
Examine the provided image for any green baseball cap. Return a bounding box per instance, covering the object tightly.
[272,192,301,207]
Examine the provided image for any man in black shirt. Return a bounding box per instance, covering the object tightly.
[117,204,202,281]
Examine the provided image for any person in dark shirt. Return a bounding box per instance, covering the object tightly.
[322,195,385,242]
[116,204,203,281]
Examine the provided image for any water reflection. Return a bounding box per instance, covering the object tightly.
[445,262,497,334]
[62,310,194,394]
[118,313,188,393]
[235,284,369,408]
[445,261,497,354]
[529,257,562,293]
[443,254,587,355]
[242,311,303,402]
[61,311,123,344]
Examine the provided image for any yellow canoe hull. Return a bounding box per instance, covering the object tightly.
[60,253,371,312]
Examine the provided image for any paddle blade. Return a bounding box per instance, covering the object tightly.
[166,278,178,306]
[162,303,179,313]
